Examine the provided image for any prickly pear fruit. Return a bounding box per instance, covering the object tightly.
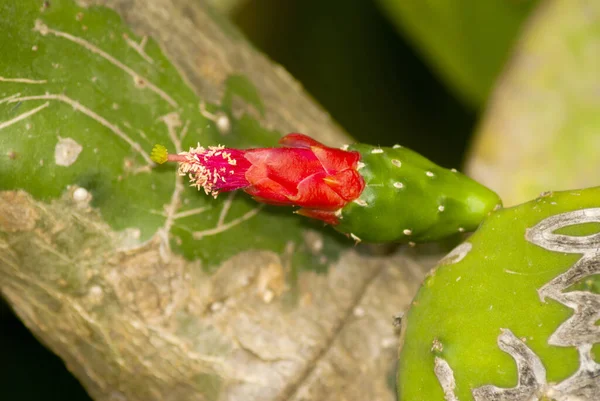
[335,144,502,243]
[396,187,600,401]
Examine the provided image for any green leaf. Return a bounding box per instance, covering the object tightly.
[468,0,600,205]
[0,0,341,268]
[397,187,600,400]
[376,0,539,107]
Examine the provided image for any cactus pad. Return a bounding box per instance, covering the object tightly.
[397,186,600,401]
[336,144,502,243]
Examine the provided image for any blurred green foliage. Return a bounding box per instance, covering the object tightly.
[467,0,600,205]
[375,0,539,107]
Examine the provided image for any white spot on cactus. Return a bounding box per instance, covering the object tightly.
[431,338,444,353]
[392,159,402,167]
[199,101,230,134]
[72,187,90,202]
[54,137,83,166]
[458,227,465,232]
[426,171,435,177]
[350,233,361,243]
[216,114,231,134]
[356,162,366,170]
[434,357,459,401]
[394,182,404,189]
[403,229,412,236]
[408,241,416,247]
[456,276,461,282]
[371,148,384,154]
[353,199,368,207]
[439,242,472,265]
[450,168,458,173]
[393,144,402,149]
[503,269,525,275]
[438,205,445,212]
[340,144,349,150]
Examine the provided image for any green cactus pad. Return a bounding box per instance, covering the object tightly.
[397,187,600,401]
[335,144,501,243]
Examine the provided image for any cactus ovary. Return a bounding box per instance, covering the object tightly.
[334,144,501,243]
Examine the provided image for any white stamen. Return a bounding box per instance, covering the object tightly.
[178,143,238,197]
[216,114,231,134]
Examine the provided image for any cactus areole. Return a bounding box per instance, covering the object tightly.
[152,134,501,243]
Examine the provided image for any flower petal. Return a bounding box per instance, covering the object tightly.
[245,148,322,194]
[296,208,340,225]
[323,169,365,201]
[293,174,347,209]
[244,176,293,204]
[311,146,361,174]
[278,133,326,149]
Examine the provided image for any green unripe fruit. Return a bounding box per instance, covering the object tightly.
[396,187,600,401]
[336,144,502,243]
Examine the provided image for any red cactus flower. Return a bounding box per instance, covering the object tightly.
[151,133,366,225]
